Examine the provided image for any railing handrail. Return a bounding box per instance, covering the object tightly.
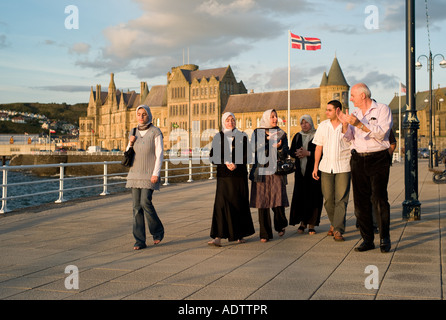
[1,158,216,214]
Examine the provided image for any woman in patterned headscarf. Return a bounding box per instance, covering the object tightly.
[249,109,289,242]
[289,114,323,235]
[126,105,164,250]
[208,112,255,246]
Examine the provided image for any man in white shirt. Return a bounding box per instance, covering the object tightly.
[312,100,351,241]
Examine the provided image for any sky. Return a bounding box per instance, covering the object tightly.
[1,0,446,110]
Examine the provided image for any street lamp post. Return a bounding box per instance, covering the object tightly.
[415,52,446,169]
[402,0,420,221]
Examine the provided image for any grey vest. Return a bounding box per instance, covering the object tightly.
[125,125,162,190]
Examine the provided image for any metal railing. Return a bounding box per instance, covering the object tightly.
[1,159,215,214]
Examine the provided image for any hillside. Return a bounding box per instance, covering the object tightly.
[0,102,87,134]
[1,102,87,124]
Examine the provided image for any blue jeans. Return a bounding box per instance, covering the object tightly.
[132,188,164,247]
[321,171,351,234]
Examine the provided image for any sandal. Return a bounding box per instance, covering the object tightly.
[133,244,146,250]
[297,225,306,234]
[208,240,222,247]
[260,238,269,243]
[278,228,286,237]
[308,229,316,235]
[237,239,246,244]
[333,231,345,242]
[153,239,162,245]
[327,226,334,236]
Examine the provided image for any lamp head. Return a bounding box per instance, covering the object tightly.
[415,61,423,70]
[439,59,446,68]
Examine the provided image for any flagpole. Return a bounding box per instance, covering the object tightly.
[287,30,291,144]
[399,82,402,162]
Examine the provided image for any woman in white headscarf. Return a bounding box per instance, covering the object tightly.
[289,115,323,235]
[249,109,289,242]
[126,105,164,250]
[208,112,255,246]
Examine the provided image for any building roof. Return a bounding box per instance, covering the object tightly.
[224,88,320,113]
[181,67,228,83]
[142,85,167,108]
[325,57,349,87]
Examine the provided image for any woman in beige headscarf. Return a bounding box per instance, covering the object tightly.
[288,115,323,235]
[249,109,289,242]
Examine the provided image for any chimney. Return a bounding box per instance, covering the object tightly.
[108,73,116,94]
[96,85,101,102]
[140,82,149,103]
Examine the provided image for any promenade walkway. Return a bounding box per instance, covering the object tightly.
[0,159,445,304]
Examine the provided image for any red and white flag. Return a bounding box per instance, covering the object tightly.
[290,32,321,51]
[401,83,406,93]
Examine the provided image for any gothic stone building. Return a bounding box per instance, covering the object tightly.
[225,56,349,139]
[79,57,349,151]
[79,64,246,151]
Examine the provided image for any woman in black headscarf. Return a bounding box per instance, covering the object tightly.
[208,112,255,247]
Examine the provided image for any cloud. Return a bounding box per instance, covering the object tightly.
[247,65,326,92]
[76,0,312,79]
[0,34,9,49]
[347,70,398,91]
[69,42,91,55]
[32,85,91,93]
[42,39,90,55]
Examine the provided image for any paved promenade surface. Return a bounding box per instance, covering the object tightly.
[0,159,445,306]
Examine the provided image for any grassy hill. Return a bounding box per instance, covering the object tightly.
[0,102,87,134]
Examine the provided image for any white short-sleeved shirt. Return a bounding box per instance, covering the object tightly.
[313,119,351,174]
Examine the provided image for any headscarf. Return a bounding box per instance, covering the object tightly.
[299,114,316,175]
[259,108,284,144]
[221,112,236,134]
[259,109,276,129]
[136,104,152,131]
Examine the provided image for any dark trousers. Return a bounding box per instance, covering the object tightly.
[258,207,288,240]
[351,150,391,244]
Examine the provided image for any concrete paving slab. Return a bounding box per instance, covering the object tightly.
[0,159,445,309]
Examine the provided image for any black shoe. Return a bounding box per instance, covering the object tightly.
[380,238,391,253]
[354,241,375,252]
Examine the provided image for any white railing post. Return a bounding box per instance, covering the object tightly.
[0,167,9,213]
[55,163,65,203]
[100,161,109,195]
[209,163,214,180]
[163,160,170,186]
[187,158,193,182]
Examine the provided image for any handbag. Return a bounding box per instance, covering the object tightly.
[121,128,137,167]
[275,157,295,175]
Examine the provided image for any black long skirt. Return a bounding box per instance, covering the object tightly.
[289,173,323,226]
[210,176,255,241]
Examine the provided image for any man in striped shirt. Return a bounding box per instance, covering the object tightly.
[339,83,393,253]
[312,100,351,242]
